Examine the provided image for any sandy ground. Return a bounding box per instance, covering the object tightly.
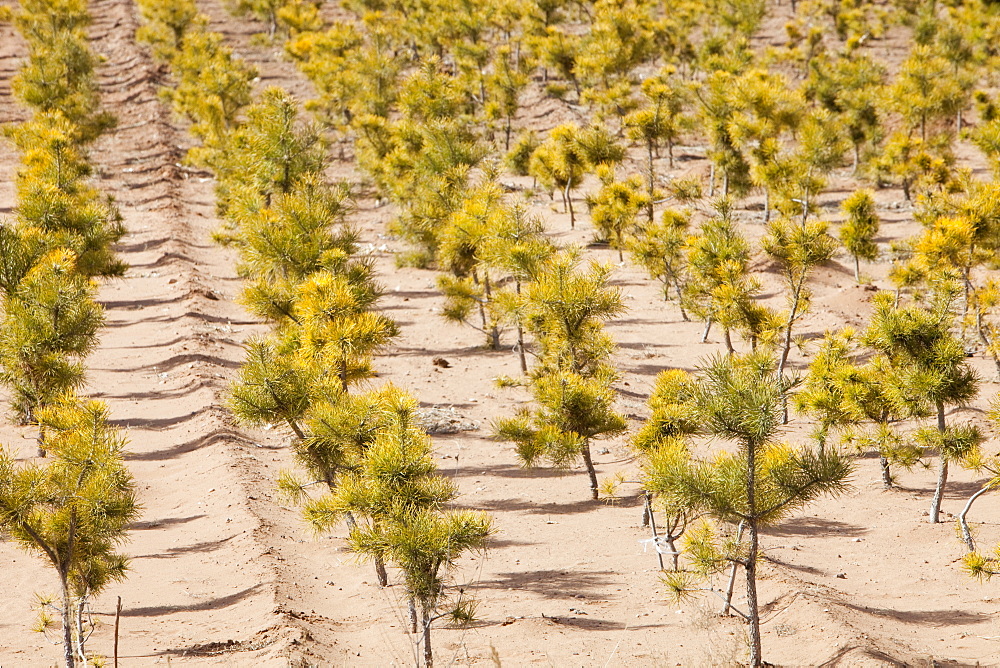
[2,0,1000,665]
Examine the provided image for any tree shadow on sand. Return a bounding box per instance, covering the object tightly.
[476,569,617,600]
[840,601,990,627]
[762,517,868,538]
[122,584,264,617]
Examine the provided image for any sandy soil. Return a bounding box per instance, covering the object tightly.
[2,0,1000,666]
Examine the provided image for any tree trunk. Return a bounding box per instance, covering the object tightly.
[516,325,527,373]
[581,440,599,500]
[722,521,745,616]
[408,596,418,633]
[76,597,88,667]
[422,606,433,667]
[745,520,762,667]
[566,182,576,229]
[113,597,121,668]
[778,284,801,377]
[929,401,948,524]
[37,420,46,458]
[745,441,762,667]
[853,143,860,174]
[374,555,389,587]
[484,275,500,350]
[62,579,75,668]
[644,493,664,570]
[287,419,305,441]
[666,534,679,571]
[723,327,734,354]
[960,485,990,551]
[763,189,770,223]
[673,278,689,321]
[647,141,656,224]
[345,513,389,586]
[853,254,861,284]
[880,456,892,489]
[701,318,712,343]
[708,163,715,198]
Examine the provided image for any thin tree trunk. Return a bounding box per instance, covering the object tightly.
[647,141,656,223]
[287,419,305,441]
[666,534,679,571]
[722,521,745,615]
[339,359,349,393]
[76,598,88,667]
[708,163,715,198]
[644,493,664,571]
[745,442,762,667]
[962,268,972,328]
[408,596,418,633]
[422,607,433,667]
[778,284,802,376]
[723,327,734,354]
[566,182,576,229]
[672,278,689,321]
[581,440,599,500]
[373,555,388,587]
[37,421,46,458]
[763,188,770,223]
[929,401,948,524]
[853,143,860,173]
[701,319,712,343]
[472,270,489,336]
[484,275,500,350]
[516,324,527,373]
[854,254,861,284]
[113,597,121,668]
[62,579,75,668]
[960,485,991,551]
[880,456,892,489]
[345,513,389,586]
[668,138,674,169]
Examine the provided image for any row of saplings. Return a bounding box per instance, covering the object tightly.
[0,0,140,666]
[131,1,493,665]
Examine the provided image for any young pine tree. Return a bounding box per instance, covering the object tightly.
[652,352,852,668]
[0,252,104,456]
[840,189,880,283]
[0,396,140,668]
[627,208,691,320]
[494,369,627,500]
[478,205,554,373]
[518,251,625,377]
[586,167,647,262]
[863,290,979,523]
[761,216,838,377]
[302,388,492,667]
